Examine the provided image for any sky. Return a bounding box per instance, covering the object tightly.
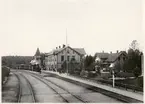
[0,0,144,56]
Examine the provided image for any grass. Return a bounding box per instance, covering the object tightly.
[115,72,135,78]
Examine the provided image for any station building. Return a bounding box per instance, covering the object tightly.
[44,45,86,72]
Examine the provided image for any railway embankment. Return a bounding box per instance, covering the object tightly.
[2,72,19,102]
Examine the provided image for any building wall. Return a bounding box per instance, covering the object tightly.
[45,47,82,70]
[45,55,57,70]
[57,47,81,64]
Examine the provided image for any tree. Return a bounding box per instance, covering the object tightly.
[2,57,7,66]
[114,61,121,73]
[123,40,142,77]
[130,40,139,51]
[1,56,33,68]
[68,58,81,74]
[134,66,141,78]
[84,55,96,71]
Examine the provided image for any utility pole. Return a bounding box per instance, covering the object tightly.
[66,28,68,75]
[112,70,115,87]
[110,63,115,87]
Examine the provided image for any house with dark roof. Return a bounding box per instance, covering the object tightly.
[95,51,127,72]
[44,45,86,72]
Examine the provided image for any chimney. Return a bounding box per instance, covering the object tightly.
[56,47,58,49]
[59,46,61,48]
[102,50,104,53]
[117,50,119,53]
[110,51,112,54]
[63,44,65,48]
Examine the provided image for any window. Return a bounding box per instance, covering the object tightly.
[72,56,75,61]
[123,57,125,61]
[67,56,70,61]
[67,50,69,54]
[61,55,64,62]
[73,50,75,54]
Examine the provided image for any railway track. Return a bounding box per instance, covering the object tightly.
[11,70,142,103]
[44,77,89,103]
[27,72,89,103]
[13,72,36,103]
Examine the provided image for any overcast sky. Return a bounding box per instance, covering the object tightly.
[0,0,144,56]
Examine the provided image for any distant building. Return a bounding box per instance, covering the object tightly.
[95,51,127,72]
[34,47,41,64]
[30,48,41,70]
[44,45,86,72]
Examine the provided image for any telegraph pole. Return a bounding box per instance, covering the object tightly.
[110,63,115,87]
[112,70,115,87]
[66,28,68,75]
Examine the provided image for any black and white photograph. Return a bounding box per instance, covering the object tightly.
[0,0,144,103]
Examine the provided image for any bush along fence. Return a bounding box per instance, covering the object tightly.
[97,79,143,92]
[2,66,10,85]
[69,73,143,92]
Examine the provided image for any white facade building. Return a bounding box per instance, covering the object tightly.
[44,45,86,72]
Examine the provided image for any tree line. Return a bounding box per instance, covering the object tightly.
[2,56,33,68]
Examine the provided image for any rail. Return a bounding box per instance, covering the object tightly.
[13,72,36,103]
[27,72,89,103]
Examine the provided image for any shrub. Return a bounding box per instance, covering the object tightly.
[74,70,81,76]
[88,71,97,78]
[133,67,141,78]
[80,70,88,77]
[138,77,143,87]
[2,66,10,84]
[101,72,111,79]
[115,72,134,78]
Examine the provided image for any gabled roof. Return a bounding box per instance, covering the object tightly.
[106,51,127,62]
[106,53,120,62]
[96,51,127,62]
[45,46,86,56]
[73,48,86,55]
[35,48,41,56]
[95,52,109,59]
